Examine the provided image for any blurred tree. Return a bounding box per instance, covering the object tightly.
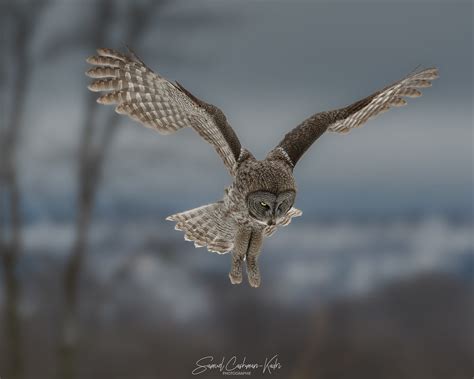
[53,1,170,378]
[0,2,48,379]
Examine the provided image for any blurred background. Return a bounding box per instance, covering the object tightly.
[0,0,472,378]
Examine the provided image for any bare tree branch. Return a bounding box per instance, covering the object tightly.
[0,2,50,379]
[58,1,169,379]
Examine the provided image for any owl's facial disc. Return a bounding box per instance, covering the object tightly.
[247,191,295,225]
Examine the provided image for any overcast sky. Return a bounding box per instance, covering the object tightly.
[15,0,473,220]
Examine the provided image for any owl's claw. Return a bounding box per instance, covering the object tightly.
[245,256,261,288]
[229,271,242,285]
[247,274,261,288]
[247,268,261,288]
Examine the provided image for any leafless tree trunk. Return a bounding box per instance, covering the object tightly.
[58,2,168,378]
[0,2,47,379]
[58,2,115,376]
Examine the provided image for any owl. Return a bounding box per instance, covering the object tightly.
[86,48,438,287]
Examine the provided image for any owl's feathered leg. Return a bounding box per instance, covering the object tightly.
[228,227,251,285]
[245,230,264,288]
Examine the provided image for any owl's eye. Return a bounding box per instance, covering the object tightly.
[260,201,269,208]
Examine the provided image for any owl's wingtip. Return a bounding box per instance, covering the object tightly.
[85,56,97,65]
[84,67,94,77]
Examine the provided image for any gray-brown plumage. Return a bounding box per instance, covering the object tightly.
[86,48,439,288]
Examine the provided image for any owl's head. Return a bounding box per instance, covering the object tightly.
[247,190,295,225]
[237,157,296,225]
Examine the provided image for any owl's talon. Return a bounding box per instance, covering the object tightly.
[248,274,261,288]
[229,272,242,285]
[246,257,261,288]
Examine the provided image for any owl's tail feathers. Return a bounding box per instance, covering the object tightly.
[166,202,235,254]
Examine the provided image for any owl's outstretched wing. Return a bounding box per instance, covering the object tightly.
[272,68,439,167]
[86,48,242,175]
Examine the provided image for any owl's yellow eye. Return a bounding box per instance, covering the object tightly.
[260,202,268,208]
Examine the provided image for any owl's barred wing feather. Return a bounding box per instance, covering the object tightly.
[166,202,236,254]
[274,68,439,166]
[86,48,242,175]
[329,68,439,133]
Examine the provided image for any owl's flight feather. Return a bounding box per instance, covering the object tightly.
[86,48,241,175]
[275,68,439,166]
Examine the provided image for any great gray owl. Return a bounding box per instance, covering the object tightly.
[86,48,438,287]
